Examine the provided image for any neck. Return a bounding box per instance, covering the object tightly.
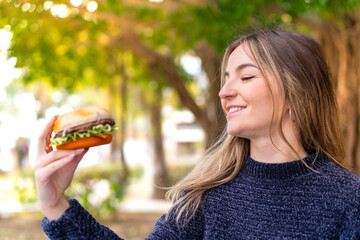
[250,124,307,163]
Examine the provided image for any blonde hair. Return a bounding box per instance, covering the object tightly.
[165,29,345,225]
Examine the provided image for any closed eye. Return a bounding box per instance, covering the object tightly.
[241,76,255,81]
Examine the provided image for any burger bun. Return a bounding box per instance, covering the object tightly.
[53,105,113,134]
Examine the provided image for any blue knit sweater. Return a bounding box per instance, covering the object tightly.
[42,153,360,239]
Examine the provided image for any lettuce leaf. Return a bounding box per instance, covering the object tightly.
[50,124,117,146]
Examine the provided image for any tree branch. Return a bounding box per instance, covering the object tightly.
[115,29,206,127]
[121,0,216,11]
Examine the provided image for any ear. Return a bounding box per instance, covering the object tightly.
[283,101,295,122]
[284,100,291,110]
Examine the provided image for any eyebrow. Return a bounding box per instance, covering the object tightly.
[224,63,259,77]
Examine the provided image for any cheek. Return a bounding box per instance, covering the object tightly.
[247,83,272,106]
[248,85,275,118]
[220,99,227,112]
[257,91,283,124]
[254,99,274,120]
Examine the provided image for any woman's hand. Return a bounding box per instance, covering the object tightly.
[34,116,88,220]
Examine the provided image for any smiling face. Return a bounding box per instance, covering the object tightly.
[219,44,283,140]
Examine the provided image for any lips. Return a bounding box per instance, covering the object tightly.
[226,105,247,118]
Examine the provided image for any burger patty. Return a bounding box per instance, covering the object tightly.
[55,119,115,138]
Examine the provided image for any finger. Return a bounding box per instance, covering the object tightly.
[75,148,88,161]
[36,154,77,181]
[37,148,85,169]
[71,148,89,169]
[45,145,53,154]
[38,115,58,154]
[75,148,89,162]
[44,116,59,151]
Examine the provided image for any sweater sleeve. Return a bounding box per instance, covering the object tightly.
[42,199,205,240]
[41,199,123,240]
[146,205,205,240]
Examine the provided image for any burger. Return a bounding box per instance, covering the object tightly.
[50,105,117,150]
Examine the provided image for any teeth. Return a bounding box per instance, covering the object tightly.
[229,106,245,113]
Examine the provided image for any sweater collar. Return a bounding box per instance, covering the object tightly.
[243,153,329,180]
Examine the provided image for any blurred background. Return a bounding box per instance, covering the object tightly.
[0,0,360,239]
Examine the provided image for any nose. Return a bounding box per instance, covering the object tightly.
[219,82,237,100]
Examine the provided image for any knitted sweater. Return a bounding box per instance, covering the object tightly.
[42,153,360,239]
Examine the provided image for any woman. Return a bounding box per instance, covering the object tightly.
[36,29,360,239]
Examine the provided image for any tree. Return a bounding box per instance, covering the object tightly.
[164,0,360,174]
[303,15,360,175]
[0,1,225,199]
[271,0,360,174]
[1,0,360,197]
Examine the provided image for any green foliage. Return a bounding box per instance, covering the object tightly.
[2,0,360,100]
[1,163,143,216]
[65,163,143,216]
[11,169,37,207]
[164,0,360,54]
[9,15,111,90]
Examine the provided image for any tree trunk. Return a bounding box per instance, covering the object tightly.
[143,86,170,199]
[71,6,226,145]
[116,30,223,146]
[195,40,226,146]
[151,87,170,199]
[109,53,129,180]
[316,16,360,175]
[118,53,130,180]
[35,81,50,119]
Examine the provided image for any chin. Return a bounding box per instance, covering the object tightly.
[226,127,244,137]
[226,126,256,140]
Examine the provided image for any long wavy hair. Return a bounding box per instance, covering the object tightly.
[165,29,345,225]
